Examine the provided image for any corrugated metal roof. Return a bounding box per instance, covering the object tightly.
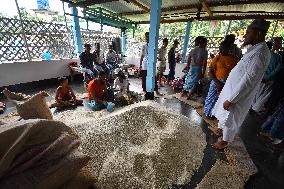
[93,0,142,13]
[62,0,284,23]
[211,3,284,12]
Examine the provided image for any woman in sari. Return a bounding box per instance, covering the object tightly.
[204,41,239,118]
[181,37,208,99]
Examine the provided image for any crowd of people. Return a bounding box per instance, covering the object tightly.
[49,42,133,111]
[139,19,284,150]
[0,16,282,159]
[196,19,283,149]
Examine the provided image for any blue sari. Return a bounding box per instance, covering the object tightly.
[204,80,225,117]
[183,66,202,92]
[261,103,284,140]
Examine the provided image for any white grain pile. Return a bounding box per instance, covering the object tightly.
[54,101,206,189]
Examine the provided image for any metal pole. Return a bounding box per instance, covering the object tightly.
[225,20,232,36]
[271,19,279,40]
[181,21,192,64]
[146,0,162,94]
[14,0,32,61]
[62,1,68,29]
[71,6,83,57]
[121,28,127,57]
[62,1,74,58]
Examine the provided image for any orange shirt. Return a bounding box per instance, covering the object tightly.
[88,79,107,101]
[210,54,239,81]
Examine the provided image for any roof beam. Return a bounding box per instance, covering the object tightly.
[121,0,284,16]
[200,0,213,17]
[122,4,197,16]
[138,14,284,24]
[62,0,119,7]
[126,0,150,12]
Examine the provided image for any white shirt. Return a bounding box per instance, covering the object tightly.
[157,46,167,67]
[94,52,104,64]
[212,42,270,142]
[114,77,129,97]
[106,50,117,63]
[141,44,148,70]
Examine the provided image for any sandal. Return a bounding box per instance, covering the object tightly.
[211,140,228,150]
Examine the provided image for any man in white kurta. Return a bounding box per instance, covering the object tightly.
[211,19,271,149]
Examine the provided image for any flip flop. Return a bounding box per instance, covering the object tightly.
[211,142,228,150]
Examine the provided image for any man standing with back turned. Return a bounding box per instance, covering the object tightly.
[211,19,271,150]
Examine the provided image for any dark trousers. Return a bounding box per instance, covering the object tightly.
[141,70,158,92]
[168,67,175,81]
[265,68,284,115]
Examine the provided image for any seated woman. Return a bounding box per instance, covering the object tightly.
[88,71,114,110]
[50,77,83,108]
[204,41,239,118]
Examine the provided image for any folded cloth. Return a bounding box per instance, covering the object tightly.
[16,91,53,120]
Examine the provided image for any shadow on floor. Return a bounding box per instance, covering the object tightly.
[240,113,284,189]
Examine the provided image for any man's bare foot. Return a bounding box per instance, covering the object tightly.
[211,139,228,150]
[208,126,223,136]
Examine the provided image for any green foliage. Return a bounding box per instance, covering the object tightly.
[128,19,284,42]
[14,8,45,22]
[51,15,71,22]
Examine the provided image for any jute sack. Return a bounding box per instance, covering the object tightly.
[16,91,53,120]
[0,119,90,189]
[0,149,90,189]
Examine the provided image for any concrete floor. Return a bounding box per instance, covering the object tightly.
[1,76,283,189]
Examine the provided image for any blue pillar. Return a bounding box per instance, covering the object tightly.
[71,7,83,56]
[181,21,192,64]
[121,28,127,57]
[146,0,162,93]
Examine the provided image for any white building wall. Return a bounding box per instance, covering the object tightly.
[0,59,78,87]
